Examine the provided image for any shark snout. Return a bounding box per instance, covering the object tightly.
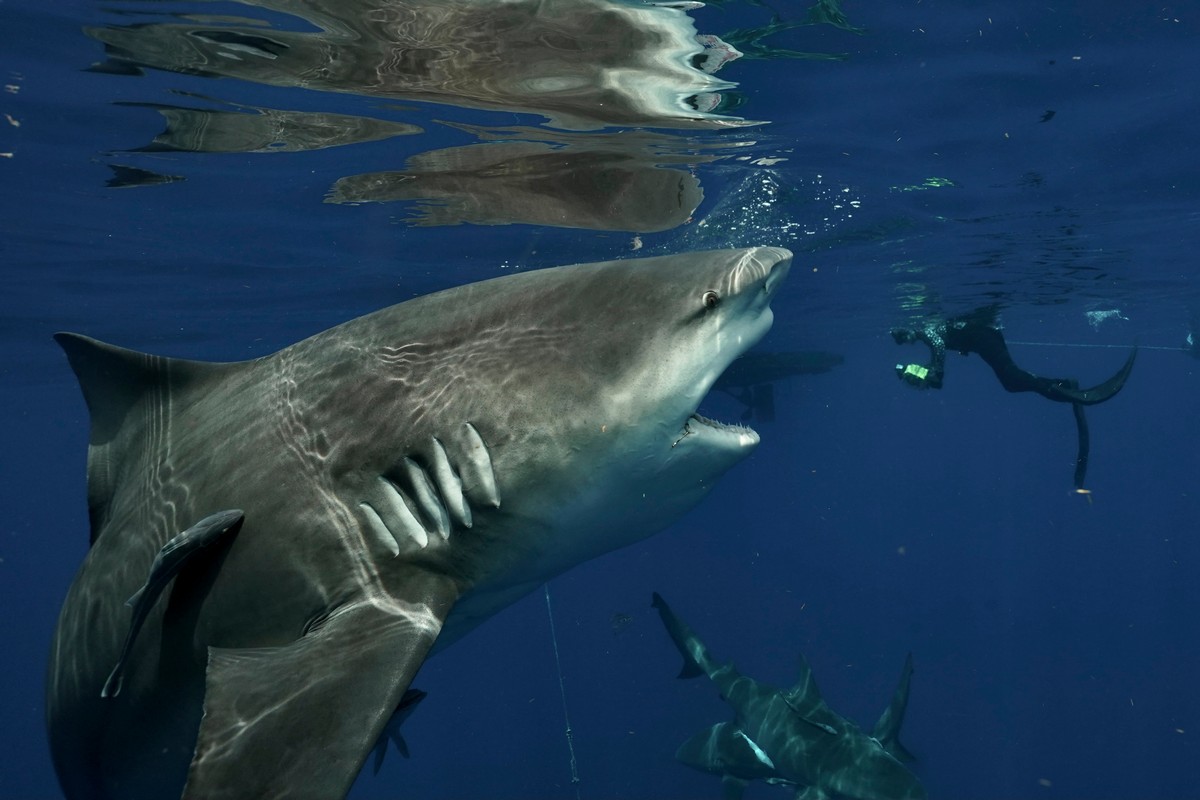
[759,247,792,297]
[731,246,792,300]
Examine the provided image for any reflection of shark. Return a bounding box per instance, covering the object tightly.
[46,247,791,800]
[653,594,925,800]
[329,140,702,232]
[120,98,421,154]
[328,122,738,232]
[87,0,758,131]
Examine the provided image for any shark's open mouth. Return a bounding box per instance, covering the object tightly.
[691,411,753,435]
[672,412,756,448]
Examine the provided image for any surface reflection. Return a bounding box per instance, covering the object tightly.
[87,0,758,131]
[88,0,768,231]
[326,122,744,231]
[121,95,422,154]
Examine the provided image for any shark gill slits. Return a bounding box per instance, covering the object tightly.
[366,477,429,551]
[359,502,402,557]
[429,438,471,529]
[458,422,501,509]
[402,457,451,540]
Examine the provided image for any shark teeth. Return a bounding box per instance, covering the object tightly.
[672,412,756,448]
[690,412,753,434]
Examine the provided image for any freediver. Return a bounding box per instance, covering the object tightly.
[891,306,1137,492]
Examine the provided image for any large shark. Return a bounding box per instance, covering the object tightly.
[653,593,925,800]
[46,247,791,800]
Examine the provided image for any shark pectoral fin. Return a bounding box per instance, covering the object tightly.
[102,509,244,699]
[794,786,831,800]
[183,579,456,800]
[721,774,749,800]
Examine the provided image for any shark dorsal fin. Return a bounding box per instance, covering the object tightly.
[871,652,916,762]
[56,333,174,444]
[781,653,843,734]
[785,652,823,705]
[54,332,243,543]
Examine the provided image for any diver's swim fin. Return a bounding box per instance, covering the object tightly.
[1053,346,1137,405]
[1072,402,1090,490]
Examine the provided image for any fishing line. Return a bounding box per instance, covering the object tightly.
[1008,340,1186,352]
[544,583,582,799]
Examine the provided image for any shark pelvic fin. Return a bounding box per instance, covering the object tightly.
[795,786,833,800]
[720,774,750,800]
[372,688,427,775]
[183,576,457,800]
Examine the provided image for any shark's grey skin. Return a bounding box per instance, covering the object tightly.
[46,247,791,800]
[653,593,924,800]
[101,510,245,699]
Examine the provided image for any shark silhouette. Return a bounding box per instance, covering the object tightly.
[653,593,925,800]
[45,247,791,800]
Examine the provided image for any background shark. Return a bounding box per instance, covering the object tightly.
[46,247,791,800]
[653,593,925,800]
[713,350,845,422]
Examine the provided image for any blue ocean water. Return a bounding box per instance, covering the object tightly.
[1,1,1197,798]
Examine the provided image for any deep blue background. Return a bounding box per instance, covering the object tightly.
[2,1,1198,798]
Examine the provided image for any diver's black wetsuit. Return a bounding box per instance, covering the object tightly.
[892,307,1137,490]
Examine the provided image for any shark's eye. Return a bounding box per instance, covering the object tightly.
[702,290,720,309]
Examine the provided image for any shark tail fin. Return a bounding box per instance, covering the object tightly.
[871,652,916,762]
[54,333,244,545]
[651,592,708,679]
